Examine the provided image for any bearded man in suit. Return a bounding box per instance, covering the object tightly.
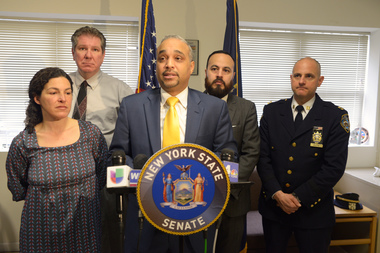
[205,50,260,253]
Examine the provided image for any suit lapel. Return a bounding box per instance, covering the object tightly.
[185,89,203,143]
[279,99,295,137]
[227,94,237,124]
[144,89,161,152]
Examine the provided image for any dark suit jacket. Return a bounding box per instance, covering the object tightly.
[257,94,349,229]
[223,94,260,217]
[109,88,237,252]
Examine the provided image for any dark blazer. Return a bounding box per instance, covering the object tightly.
[109,88,237,253]
[257,94,350,229]
[223,94,260,217]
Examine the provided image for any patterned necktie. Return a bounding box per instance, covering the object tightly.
[294,105,304,130]
[163,97,180,148]
[73,81,88,120]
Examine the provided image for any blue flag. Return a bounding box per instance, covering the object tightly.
[223,0,242,97]
[137,0,159,93]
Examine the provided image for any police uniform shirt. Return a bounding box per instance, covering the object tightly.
[291,96,316,121]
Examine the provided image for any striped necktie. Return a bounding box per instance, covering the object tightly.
[73,80,88,120]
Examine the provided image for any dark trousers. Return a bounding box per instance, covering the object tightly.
[262,217,333,253]
[216,214,246,253]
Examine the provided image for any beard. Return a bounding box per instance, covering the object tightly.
[204,77,233,99]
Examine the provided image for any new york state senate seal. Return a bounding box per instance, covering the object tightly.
[137,144,230,236]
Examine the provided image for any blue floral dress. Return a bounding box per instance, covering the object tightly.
[6,120,108,253]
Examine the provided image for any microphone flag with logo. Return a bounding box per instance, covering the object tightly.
[136,0,159,93]
[221,148,239,183]
[107,150,132,189]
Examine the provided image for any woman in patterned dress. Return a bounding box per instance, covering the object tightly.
[6,67,108,252]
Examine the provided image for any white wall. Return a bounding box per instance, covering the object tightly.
[1,0,380,251]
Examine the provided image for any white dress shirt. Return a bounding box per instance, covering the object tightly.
[291,96,316,121]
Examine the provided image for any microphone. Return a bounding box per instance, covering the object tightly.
[107,150,133,191]
[221,148,234,162]
[112,150,126,166]
[133,154,149,169]
[129,154,149,187]
[221,149,239,183]
[131,154,149,248]
[107,150,132,252]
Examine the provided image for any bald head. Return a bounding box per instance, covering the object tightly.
[290,57,324,105]
[293,57,321,77]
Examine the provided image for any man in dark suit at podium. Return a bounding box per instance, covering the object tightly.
[109,35,237,253]
[205,50,260,253]
[257,57,350,253]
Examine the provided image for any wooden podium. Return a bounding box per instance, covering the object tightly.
[331,192,377,253]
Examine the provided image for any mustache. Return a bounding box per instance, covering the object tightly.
[212,78,225,85]
[163,70,179,76]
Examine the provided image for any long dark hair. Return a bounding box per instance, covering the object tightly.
[25,67,73,133]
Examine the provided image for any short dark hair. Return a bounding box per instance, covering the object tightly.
[25,67,73,133]
[206,50,235,68]
[71,26,106,53]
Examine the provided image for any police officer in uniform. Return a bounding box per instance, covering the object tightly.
[257,57,350,253]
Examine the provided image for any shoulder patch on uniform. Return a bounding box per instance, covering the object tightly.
[338,106,345,111]
[340,114,350,133]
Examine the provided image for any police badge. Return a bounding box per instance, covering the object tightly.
[310,126,323,148]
